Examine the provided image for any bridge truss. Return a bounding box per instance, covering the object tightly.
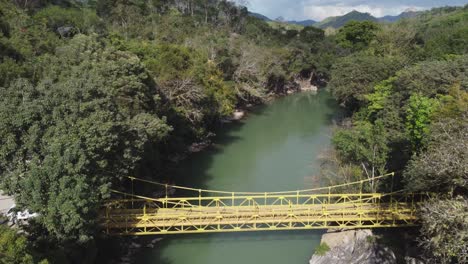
[100,173,429,235]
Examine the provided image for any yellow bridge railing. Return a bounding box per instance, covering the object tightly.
[100,173,429,235]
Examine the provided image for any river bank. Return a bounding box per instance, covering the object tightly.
[0,192,14,215]
[186,78,320,157]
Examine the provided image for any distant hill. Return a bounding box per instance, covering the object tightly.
[287,20,317,26]
[267,21,304,31]
[313,10,424,29]
[248,12,271,21]
[378,10,422,23]
[314,10,378,29]
[249,12,317,27]
[275,16,316,27]
[250,9,422,30]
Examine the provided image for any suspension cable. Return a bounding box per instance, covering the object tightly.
[122,172,395,196]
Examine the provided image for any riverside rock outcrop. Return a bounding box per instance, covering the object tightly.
[310,229,397,264]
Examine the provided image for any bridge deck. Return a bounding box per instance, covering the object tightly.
[100,174,425,235]
[101,198,419,235]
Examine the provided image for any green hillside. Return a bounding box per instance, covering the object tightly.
[329,6,467,262]
[315,10,378,29]
[267,21,304,31]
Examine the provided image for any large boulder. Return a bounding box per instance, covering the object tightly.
[310,229,397,264]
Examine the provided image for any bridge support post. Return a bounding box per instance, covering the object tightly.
[105,206,110,235]
[390,172,394,193]
[199,189,202,230]
[165,184,168,209]
[360,180,363,195]
[143,204,147,233]
[359,180,363,215]
[199,190,202,207]
[131,178,134,209]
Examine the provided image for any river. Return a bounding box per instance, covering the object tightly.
[135,90,340,264]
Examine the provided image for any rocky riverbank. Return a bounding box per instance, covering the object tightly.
[310,229,425,264]
[0,192,14,216]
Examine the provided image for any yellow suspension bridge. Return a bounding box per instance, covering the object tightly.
[100,173,429,236]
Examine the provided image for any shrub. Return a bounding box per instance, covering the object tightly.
[314,242,331,256]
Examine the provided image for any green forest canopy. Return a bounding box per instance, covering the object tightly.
[328,6,467,264]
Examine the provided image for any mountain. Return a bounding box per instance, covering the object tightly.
[249,12,315,29]
[250,9,421,30]
[314,10,378,29]
[248,12,271,21]
[378,10,421,23]
[287,20,317,26]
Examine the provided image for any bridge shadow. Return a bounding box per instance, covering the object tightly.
[323,91,345,126]
[133,229,325,264]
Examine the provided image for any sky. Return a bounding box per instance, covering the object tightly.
[243,0,468,21]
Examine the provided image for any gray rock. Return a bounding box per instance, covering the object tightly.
[128,242,141,249]
[57,26,76,38]
[405,256,425,264]
[310,229,397,264]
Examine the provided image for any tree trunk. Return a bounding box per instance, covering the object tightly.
[205,1,208,23]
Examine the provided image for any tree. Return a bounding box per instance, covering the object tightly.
[336,20,380,51]
[329,53,403,109]
[0,35,172,243]
[370,20,419,58]
[433,83,468,121]
[332,120,389,192]
[0,225,48,264]
[299,26,324,43]
[364,77,395,120]
[418,197,468,264]
[233,41,271,102]
[11,0,49,9]
[404,117,467,193]
[405,93,439,151]
[200,60,236,117]
[393,55,468,100]
[417,7,468,59]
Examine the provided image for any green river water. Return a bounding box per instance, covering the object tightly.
[136,90,340,264]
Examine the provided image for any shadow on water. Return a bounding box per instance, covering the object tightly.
[167,117,247,191]
[135,230,326,264]
[325,97,345,125]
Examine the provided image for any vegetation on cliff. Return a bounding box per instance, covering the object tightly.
[327,6,467,263]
